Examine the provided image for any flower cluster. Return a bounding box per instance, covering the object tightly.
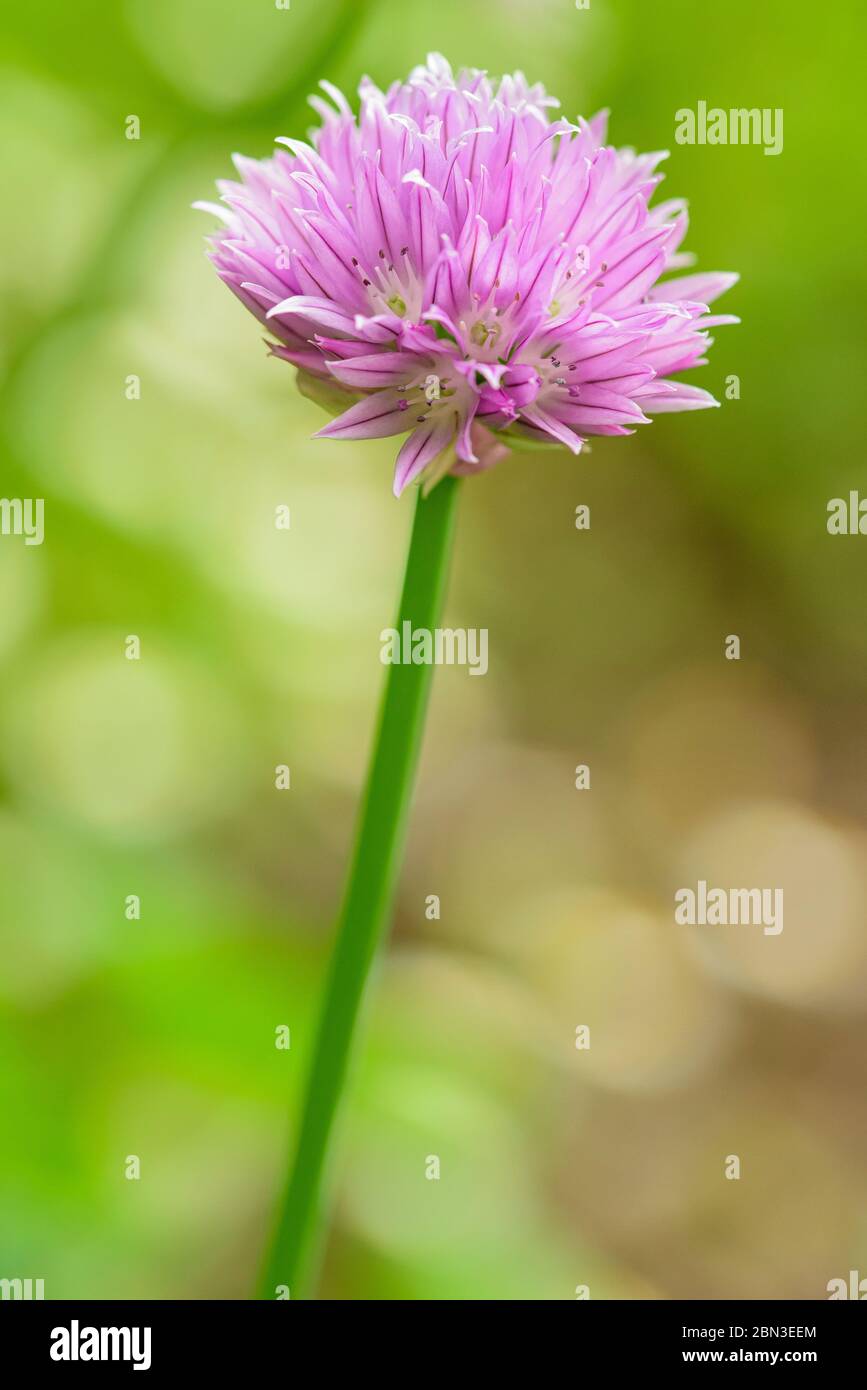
[199,53,737,495]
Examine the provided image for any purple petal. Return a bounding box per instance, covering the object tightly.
[393,415,456,495]
[315,389,413,440]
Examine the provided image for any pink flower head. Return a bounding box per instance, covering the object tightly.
[199,53,738,496]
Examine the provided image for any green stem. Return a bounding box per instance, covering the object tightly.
[260,474,461,1299]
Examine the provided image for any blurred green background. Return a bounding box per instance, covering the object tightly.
[1,0,866,1300]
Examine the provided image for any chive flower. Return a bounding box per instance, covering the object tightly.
[199,54,736,494]
[206,57,741,1300]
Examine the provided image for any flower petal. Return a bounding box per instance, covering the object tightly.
[393,415,456,495]
[325,352,422,388]
[518,403,584,453]
[636,382,720,412]
[315,389,412,440]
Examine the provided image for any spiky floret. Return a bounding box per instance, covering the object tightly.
[199,53,738,495]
